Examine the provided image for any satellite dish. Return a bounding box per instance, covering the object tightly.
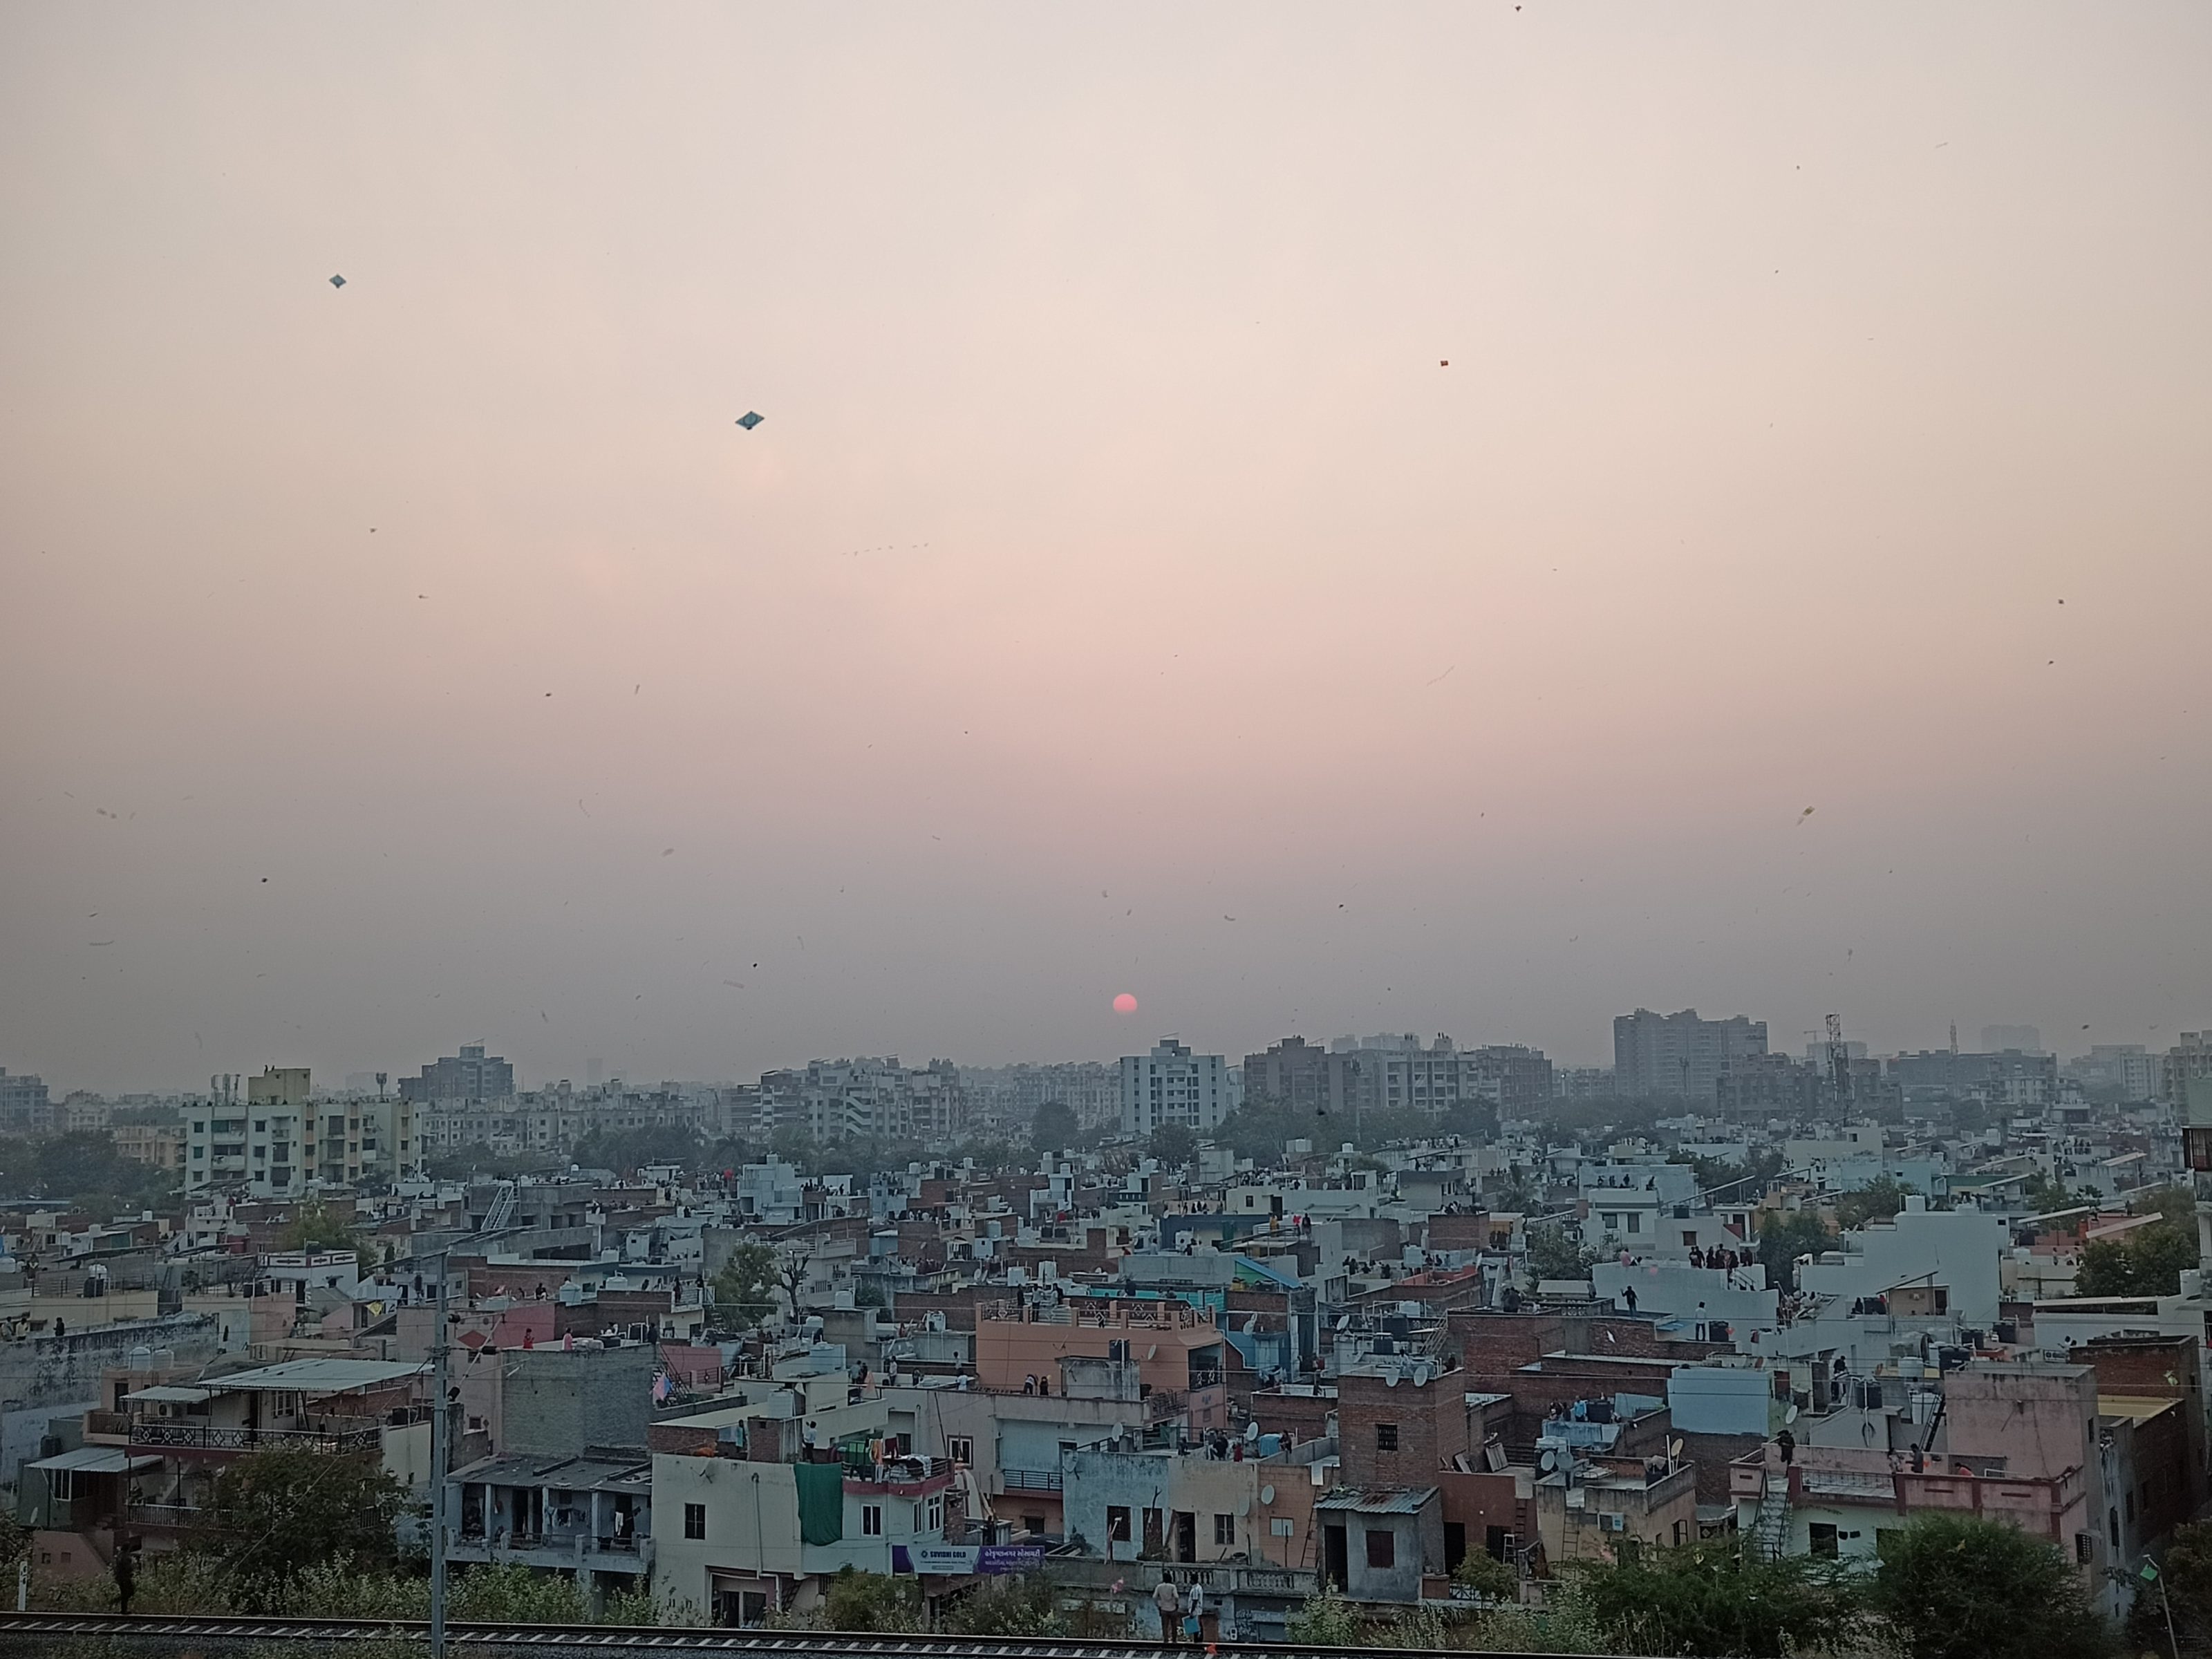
[1785,1404,1800,1425]
[1539,1449,1557,1472]
[1669,1438,1685,1461]
[1260,1484,1276,1505]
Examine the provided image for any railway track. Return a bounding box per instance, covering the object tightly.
[0,1613,1629,1659]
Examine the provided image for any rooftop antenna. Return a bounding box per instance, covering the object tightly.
[1949,1022,1958,1056]
[1826,1014,1852,1112]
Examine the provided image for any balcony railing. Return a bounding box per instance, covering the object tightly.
[130,1421,383,1455]
[1001,1468,1065,1492]
[124,1503,201,1531]
[1145,1389,1188,1421]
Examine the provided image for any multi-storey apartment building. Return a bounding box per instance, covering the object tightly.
[1613,1009,1768,1101]
[758,1059,966,1145]
[400,1044,515,1105]
[1119,1039,1229,1137]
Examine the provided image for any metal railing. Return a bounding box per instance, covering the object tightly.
[129,1421,383,1454]
[1000,1468,1064,1492]
[123,1503,200,1530]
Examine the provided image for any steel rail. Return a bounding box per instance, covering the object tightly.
[0,1612,1631,1659]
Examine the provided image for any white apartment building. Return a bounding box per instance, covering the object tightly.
[1119,1039,1229,1138]
[760,1059,967,1145]
[184,1089,420,1197]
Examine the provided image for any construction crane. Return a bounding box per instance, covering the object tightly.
[1826,1013,1852,1111]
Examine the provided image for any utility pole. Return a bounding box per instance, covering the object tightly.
[421,1216,525,1659]
[430,1255,450,1659]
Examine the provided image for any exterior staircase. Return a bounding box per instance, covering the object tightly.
[1754,1470,1791,1559]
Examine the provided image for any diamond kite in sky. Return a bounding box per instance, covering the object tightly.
[329,274,346,288]
[735,411,763,430]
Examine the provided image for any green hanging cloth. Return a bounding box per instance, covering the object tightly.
[794,1461,845,1545]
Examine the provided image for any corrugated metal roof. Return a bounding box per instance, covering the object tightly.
[30,1447,163,1474]
[124,1385,212,1405]
[449,1452,650,1489]
[202,1358,427,1394]
[1315,1485,1438,1514]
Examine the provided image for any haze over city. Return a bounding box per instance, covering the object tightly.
[4,4,2209,1094]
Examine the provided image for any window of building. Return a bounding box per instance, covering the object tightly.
[1808,1524,1838,1558]
[1365,1528,1395,1568]
[1107,1506,1132,1542]
[862,1504,883,1536]
[949,1436,973,1465]
[1214,1514,1235,1546]
[683,1503,705,1540]
[1375,1423,1398,1452]
[926,1495,944,1531]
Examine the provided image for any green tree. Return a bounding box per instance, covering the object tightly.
[1212,1100,1298,1162]
[1833,1177,1909,1230]
[28,1130,178,1210]
[1524,1221,1596,1287]
[1031,1100,1078,1156]
[818,1566,923,1631]
[2078,1186,2200,1297]
[1148,1123,1198,1170]
[1435,1100,1499,1143]
[711,1243,780,1327]
[2131,1519,2212,1653]
[1569,1537,1860,1658]
[1451,1547,1516,1600]
[188,1449,406,1600]
[570,1124,700,1175]
[279,1197,375,1276]
[1756,1209,1833,1292]
[941,1572,1067,1635]
[1868,1511,2112,1659]
[1287,1580,1361,1642]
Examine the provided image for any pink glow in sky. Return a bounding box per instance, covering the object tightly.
[1,5,2207,1091]
[1113,995,1139,1017]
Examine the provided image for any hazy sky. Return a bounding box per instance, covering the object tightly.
[4,5,2208,1094]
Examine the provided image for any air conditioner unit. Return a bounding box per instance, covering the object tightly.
[1599,1512,1626,1533]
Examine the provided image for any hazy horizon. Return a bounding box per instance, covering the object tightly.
[4,4,2208,1095]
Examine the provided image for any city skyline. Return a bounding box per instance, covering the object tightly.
[7,1009,2196,1103]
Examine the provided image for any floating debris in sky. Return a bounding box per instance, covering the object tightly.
[735,411,764,430]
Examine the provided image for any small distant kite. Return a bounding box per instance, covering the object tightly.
[329,274,346,288]
[735,411,764,430]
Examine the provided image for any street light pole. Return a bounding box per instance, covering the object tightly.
[430,1255,451,1659]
